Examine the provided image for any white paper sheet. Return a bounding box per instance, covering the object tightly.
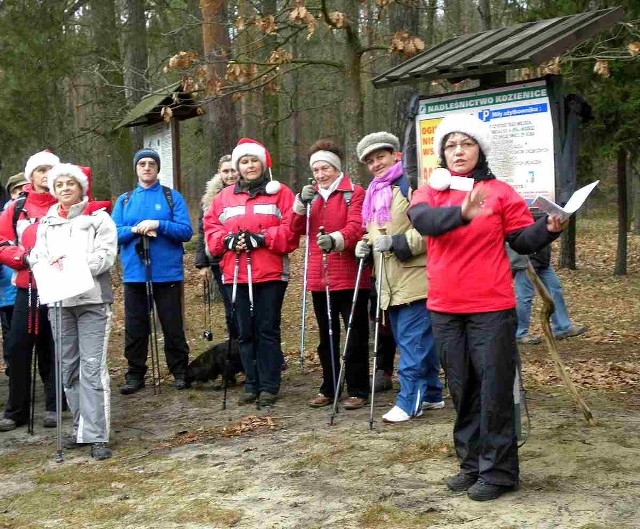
[31,255,94,305]
[532,180,599,222]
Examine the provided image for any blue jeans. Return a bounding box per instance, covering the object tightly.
[387,301,442,415]
[513,267,573,338]
[225,280,286,395]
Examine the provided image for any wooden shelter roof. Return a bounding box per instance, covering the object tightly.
[372,7,624,88]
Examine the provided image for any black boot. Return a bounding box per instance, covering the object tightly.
[120,375,145,395]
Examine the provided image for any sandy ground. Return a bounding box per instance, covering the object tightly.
[0,218,638,529]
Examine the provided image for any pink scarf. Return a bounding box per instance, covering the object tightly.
[362,161,403,227]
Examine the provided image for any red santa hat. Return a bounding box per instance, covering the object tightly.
[231,138,281,194]
[24,149,60,181]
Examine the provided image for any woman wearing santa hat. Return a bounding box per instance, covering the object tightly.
[408,113,565,501]
[203,138,298,408]
[30,163,117,459]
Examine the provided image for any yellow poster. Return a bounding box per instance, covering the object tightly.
[417,117,443,185]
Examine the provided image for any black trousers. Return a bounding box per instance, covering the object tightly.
[312,289,370,399]
[212,265,238,339]
[4,288,56,424]
[225,280,287,395]
[124,282,190,378]
[431,309,519,487]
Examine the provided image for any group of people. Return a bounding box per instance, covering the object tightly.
[0,113,582,501]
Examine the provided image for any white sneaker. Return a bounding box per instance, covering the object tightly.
[422,400,445,410]
[382,405,411,423]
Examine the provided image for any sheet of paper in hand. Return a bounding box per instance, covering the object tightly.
[532,180,600,222]
[31,255,94,305]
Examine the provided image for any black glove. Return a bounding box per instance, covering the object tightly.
[243,231,266,250]
[224,232,242,251]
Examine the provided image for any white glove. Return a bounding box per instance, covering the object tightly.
[135,219,160,235]
[355,240,371,259]
[374,235,393,253]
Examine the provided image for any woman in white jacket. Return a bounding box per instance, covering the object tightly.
[31,163,117,460]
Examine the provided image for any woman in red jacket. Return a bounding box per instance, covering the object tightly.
[290,139,370,410]
[204,138,298,408]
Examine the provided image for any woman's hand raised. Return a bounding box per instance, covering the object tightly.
[461,186,492,221]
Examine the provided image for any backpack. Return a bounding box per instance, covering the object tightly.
[122,185,174,215]
[11,191,29,245]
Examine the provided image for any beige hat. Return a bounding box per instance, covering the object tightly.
[5,172,28,195]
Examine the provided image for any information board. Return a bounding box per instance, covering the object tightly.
[416,79,556,202]
[143,122,174,189]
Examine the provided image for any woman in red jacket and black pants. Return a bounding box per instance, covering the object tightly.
[204,138,298,408]
[290,140,370,410]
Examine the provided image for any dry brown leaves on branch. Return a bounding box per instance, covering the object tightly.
[226,62,258,84]
[268,48,293,65]
[160,106,173,122]
[593,60,611,78]
[328,11,348,29]
[164,50,198,73]
[627,41,640,56]
[389,31,425,58]
[289,1,317,39]
[540,57,561,75]
[256,15,277,35]
[160,415,281,448]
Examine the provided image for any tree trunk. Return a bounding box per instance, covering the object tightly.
[89,0,133,196]
[201,0,238,172]
[124,0,148,152]
[343,2,365,183]
[289,32,304,192]
[614,147,628,275]
[559,217,576,269]
[262,0,281,182]
[634,159,640,234]
[477,0,492,30]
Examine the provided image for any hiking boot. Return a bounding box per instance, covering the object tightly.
[373,370,393,392]
[342,396,366,410]
[237,392,258,406]
[0,418,16,432]
[120,376,145,395]
[445,472,478,492]
[90,443,113,461]
[258,392,277,407]
[43,411,57,428]
[517,335,542,345]
[173,374,191,390]
[555,324,587,341]
[308,393,332,408]
[467,479,518,501]
[422,400,445,410]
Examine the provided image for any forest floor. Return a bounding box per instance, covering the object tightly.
[0,215,638,529]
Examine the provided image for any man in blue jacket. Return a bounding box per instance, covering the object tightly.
[112,149,193,394]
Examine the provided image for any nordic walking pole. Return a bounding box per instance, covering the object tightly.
[27,278,36,435]
[299,200,312,370]
[53,301,63,463]
[222,251,240,411]
[142,236,161,395]
[369,228,387,430]
[330,257,366,425]
[319,226,338,399]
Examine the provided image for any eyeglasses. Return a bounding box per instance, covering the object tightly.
[443,140,477,153]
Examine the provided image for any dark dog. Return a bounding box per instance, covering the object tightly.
[186,339,243,388]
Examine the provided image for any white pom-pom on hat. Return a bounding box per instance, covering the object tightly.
[231,137,281,195]
[429,168,452,191]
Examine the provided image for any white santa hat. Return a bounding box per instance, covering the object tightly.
[47,163,89,198]
[231,137,280,194]
[24,150,60,182]
[433,113,492,159]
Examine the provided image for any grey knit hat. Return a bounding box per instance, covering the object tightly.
[356,132,400,162]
